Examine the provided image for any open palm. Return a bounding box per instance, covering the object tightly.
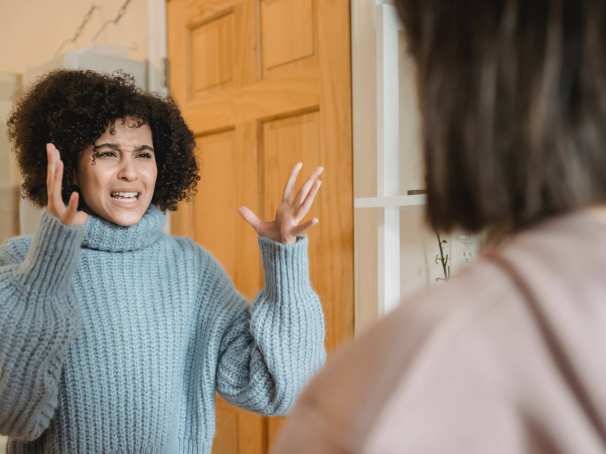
[239,163,323,244]
[46,143,88,226]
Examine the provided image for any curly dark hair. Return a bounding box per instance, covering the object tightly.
[7,69,199,211]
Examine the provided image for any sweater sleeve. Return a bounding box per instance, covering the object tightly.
[0,211,84,441]
[209,236,326,416]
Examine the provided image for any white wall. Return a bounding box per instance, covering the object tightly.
[0,72,21,245]
[0,0,148,75]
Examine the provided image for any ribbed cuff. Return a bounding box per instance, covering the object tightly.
[258,235,315,302]
[15,210,85,296]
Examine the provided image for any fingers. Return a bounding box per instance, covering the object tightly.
[282,162,303,204]
[295,179,322,223]
[46,144,64,212]
[295,166,324,206]
[52,155,66,211]
[238,206,264,232]
[292,217,319,237]
[46,143,68,214]
[45,143,87,226]
[64,192,79,223]
[46,144,55,198]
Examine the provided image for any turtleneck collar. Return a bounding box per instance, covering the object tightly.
[82,205,166,252]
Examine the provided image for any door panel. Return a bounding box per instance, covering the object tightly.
[168,1,353,452]
[195,130,238,272]
[260,0,316,78]
[190,12,235,94]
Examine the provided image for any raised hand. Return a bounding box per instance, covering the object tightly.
[46,143,88,226]
[239,162,323,244]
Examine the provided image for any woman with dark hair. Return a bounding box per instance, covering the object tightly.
[0,69,326,454]
[272,1,606,453]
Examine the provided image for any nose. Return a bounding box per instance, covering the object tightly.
[116,156,138,182]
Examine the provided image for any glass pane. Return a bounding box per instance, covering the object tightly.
[354,207,381,332]
[354,205,481,331]
[353,5,423,200]
[398,31,424,197]
[400,206,480,299]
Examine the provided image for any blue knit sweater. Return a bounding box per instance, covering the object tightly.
[0,207,326,453]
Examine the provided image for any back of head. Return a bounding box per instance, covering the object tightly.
[396,0,606,233]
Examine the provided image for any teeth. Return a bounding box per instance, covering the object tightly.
[111,192,140,199]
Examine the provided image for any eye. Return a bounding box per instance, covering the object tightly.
[136,151,154,159]
[93,150,118,159]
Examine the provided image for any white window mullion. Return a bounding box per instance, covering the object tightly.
[354,194,426,208]
[376,1,402,314]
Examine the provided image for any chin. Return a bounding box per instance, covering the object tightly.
[104,209,146,226]
[89,198,152,226]
[113,214,145,226]
[114,219,141,227]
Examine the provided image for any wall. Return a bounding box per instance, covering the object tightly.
[0,0,148,75]
[0,73,21,244]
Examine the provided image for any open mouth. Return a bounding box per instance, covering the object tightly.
[110,191,141,200]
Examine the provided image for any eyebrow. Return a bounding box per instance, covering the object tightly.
[93,143,155,153]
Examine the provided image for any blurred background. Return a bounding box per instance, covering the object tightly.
[0,2,478,453]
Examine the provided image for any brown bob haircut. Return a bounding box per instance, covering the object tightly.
[396,0,606,233]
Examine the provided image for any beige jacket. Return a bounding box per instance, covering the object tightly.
[272,212,606,453]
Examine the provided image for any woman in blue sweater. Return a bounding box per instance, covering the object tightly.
[0,69,326,453]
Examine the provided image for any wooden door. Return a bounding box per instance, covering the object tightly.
[167,1,353,452]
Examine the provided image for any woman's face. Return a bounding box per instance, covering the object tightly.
[76,117,158,226]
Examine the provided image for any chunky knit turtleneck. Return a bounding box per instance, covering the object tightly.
[0,208,326,454]
[82,205,166,252]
